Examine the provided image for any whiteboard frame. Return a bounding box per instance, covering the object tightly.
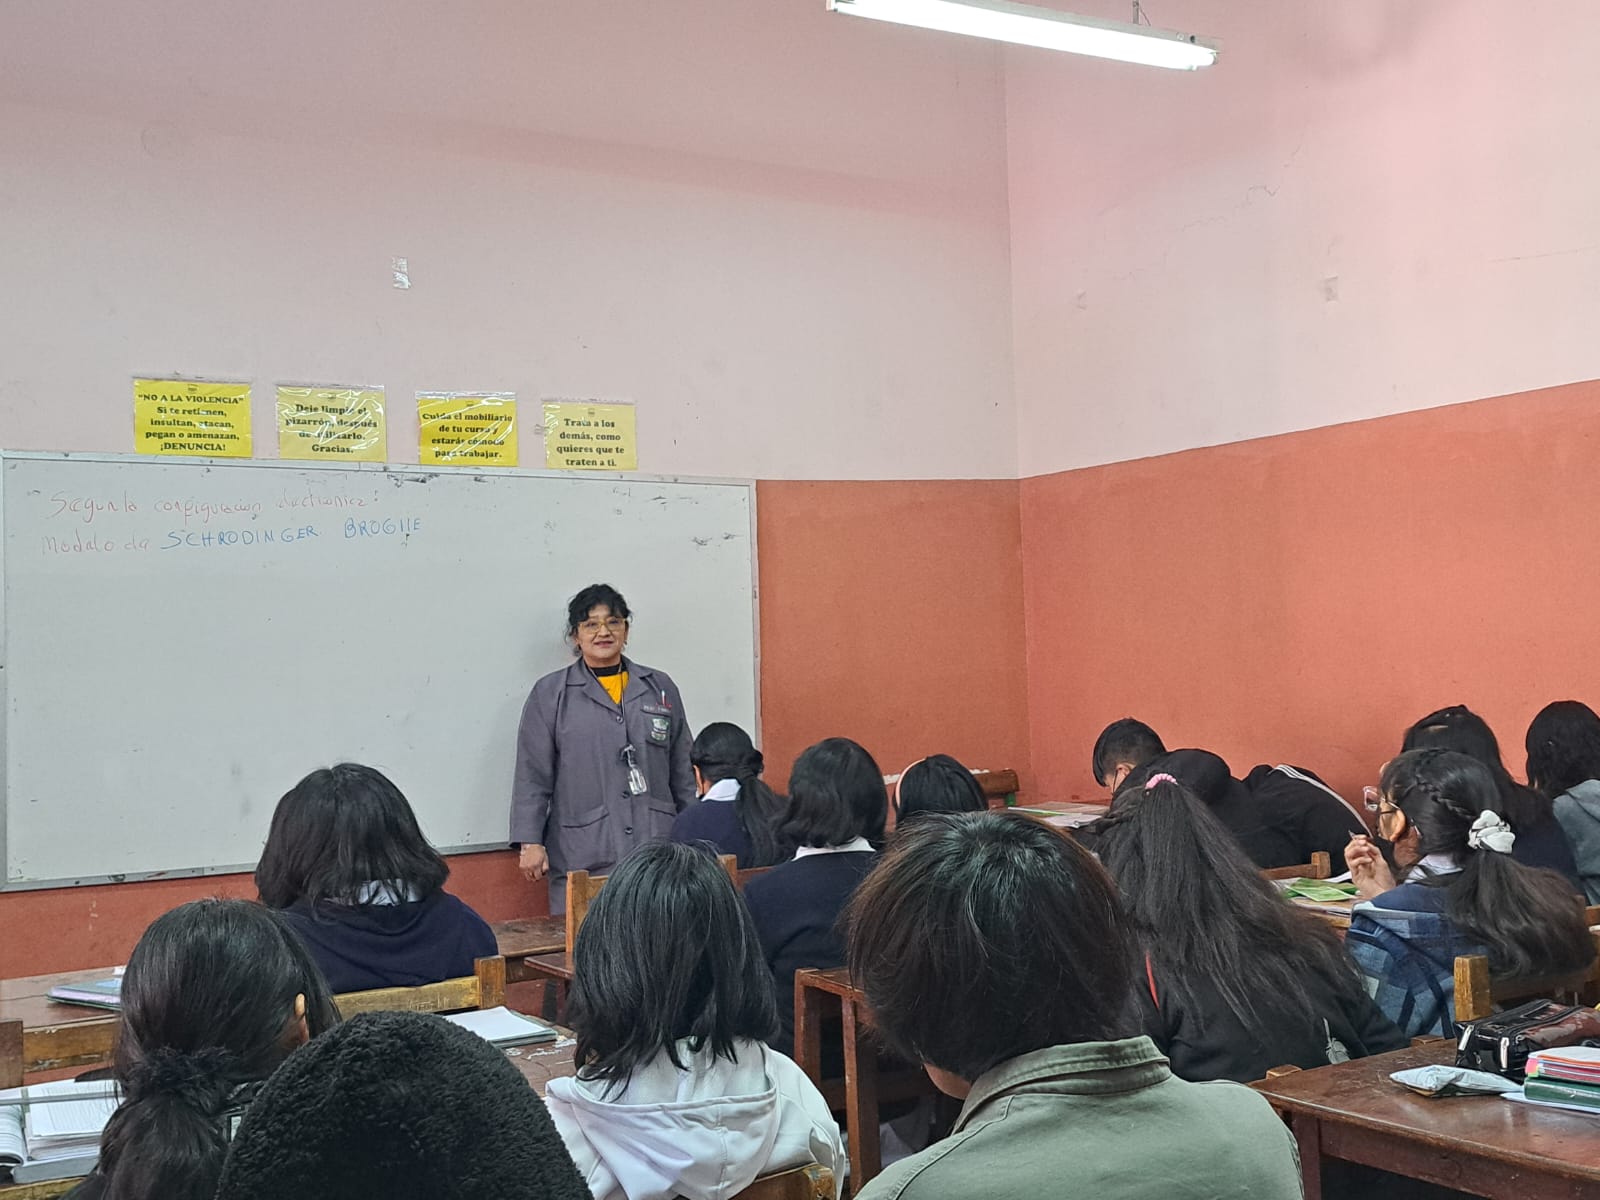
[0,450,760,891]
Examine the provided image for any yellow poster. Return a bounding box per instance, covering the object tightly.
[277,386,387,462]
[542,400,637,471]
[133,379,252,458]
[417,393,518,466]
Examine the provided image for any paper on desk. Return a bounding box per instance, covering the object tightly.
[1504,1091,1600,1117]
[443,1007,556,1046]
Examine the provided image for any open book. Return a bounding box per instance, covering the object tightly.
[442,1007,558,1048]
[0,1080,118,1184]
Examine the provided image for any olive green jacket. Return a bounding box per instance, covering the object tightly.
[857,1037,1302,1200]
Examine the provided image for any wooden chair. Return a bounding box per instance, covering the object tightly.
[0,1181,82,1199]
[725,1163,833,1200]
[1262,851,1333,881]
[1,1018,22,1088]
[333,955,506,1019]
[1453,928,1600,1023]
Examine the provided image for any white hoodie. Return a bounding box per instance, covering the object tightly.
[544,1038,845,1200]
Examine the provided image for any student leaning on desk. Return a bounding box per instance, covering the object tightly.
[511,583,695,912]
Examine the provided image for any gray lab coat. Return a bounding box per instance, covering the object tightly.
[510,657,694,898]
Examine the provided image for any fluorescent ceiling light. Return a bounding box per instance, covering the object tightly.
[826,0,1218,70]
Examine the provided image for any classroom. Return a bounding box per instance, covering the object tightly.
[4,2,1600,1198]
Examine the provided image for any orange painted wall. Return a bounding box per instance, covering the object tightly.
[1021,378,1600,805]
[1,478,1028,977]
[755,479,1030,790]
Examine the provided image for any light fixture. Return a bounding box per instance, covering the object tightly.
[826,0,1218,70]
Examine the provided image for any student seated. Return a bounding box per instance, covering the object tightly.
[843,812,1303,1200]
[742,737,885,1058]
[1091,717,1167,795]
[890,753,986,830]
[215,1011,590,1200]
[67,899,339,1200]
[1526,700,1600,902]
[1097,772,1406,1083]
[670,721,790,868]
[1346,748,1595,1038]
[1402,704,1581,888]
[1091,721,1365,871]
[255,763,497,993]
[545,842,845,1200]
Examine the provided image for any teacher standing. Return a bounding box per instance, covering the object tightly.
[511,583,695,910]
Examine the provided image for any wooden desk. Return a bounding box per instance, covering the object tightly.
[1252,1040,1600,1199]
[794,967,932,1193]
[503,1027,577,1096]
[492,916,566,985]
[0,971,118,1076]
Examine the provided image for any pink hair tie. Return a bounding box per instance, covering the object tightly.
[1145,773,1178,790]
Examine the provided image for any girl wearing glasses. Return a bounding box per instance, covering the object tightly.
[510,583,695,910]
[1345,748,1594,1037]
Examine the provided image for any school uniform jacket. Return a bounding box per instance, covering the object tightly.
[511,657,694,884]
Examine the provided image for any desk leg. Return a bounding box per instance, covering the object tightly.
[841,996,881,1191]
[1289,1113,1323,1200]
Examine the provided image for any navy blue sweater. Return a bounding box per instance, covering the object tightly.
[670,799,757,866]
[278,891,498,994]
[742,851,879,1058]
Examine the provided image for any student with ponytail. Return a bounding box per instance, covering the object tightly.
[1346,748,1595,1038]
[1097,770,1405,1083]
[670,722,789,868]
[68,899,338,1200]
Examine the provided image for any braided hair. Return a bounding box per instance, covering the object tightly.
[92,900,338,1200]
[1382,749,1592,978]
[690,723,789,867]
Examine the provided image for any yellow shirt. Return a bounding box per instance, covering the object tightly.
[598,670,628,706]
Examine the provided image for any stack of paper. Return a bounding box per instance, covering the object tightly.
[442,1007,559,1048]
[0,1080,118,1184]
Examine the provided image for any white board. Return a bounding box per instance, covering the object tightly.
[0,453,757,888]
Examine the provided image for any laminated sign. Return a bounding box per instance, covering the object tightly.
[277,387,387,462]
[134,379,252,458]
[417,393,518,467]
[542,400,636,471]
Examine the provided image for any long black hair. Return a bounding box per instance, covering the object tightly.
[1383,749,1594,977]
[1526,701,1600,800]
[1097,776,1367,1041]
[255,763,449,910]
[691,722,788,867]
[894,754,986,827]
[568,842,777,1092]
[94,899,338,1200]
[1402,705,1553,831]
[780,737,887,849]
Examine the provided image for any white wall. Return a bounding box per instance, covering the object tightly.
[0,0,1018,479]
[1006,0,1600,476]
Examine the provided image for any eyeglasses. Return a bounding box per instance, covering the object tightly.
[578,617,627,635]
[1362,786,1400,817]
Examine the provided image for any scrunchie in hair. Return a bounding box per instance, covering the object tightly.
[126,1046,239,1115]
[1466,809,1516,855]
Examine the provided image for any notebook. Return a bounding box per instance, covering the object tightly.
[45,976,123,1011]
[0,1080,118,1184]
[443,1007,559,1048]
